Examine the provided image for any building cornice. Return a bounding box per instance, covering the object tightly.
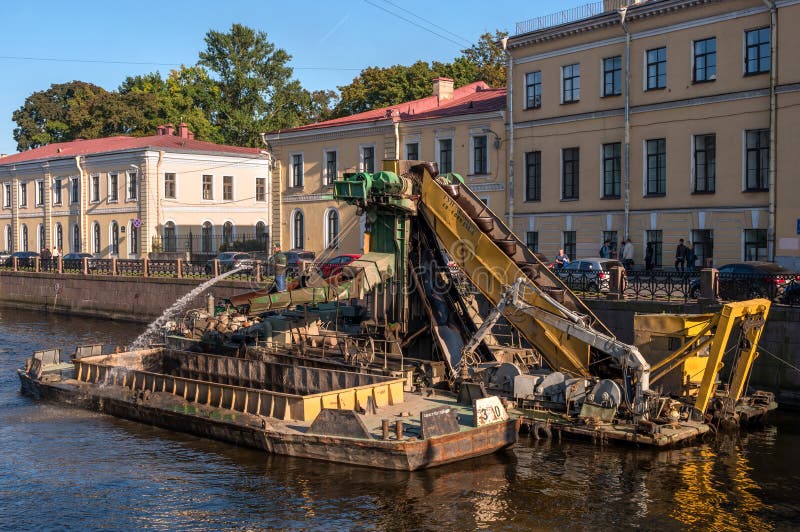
[266,120,395,144]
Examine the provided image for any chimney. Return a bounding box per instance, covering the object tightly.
[165,123,175,136]
[156,125,166,136]
[433,77,454,104]
[187,131,195,140]
[178,123,191,139]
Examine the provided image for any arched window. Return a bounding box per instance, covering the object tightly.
[223,221,234,245]
[21,224,28,251]
[163,222,176,252]
[110,222,119,255]
[54,223,63,252]
[72,224,81,252]
[201,222,213,253]
[292,210,304,249]
[129,223,139,256]
[5,225,11,252]
[38,224,45,252]
[92,222,101,254]
[255,221,267,249]
[325,209,340,249]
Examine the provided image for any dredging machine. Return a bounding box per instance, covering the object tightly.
[163,160,775,444]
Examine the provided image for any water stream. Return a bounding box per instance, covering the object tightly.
[128,266,245,350]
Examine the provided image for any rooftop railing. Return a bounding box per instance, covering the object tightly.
[515,0,629,35]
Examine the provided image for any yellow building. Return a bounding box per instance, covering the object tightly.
[264,78,507,255]
[0,124,272,258]
[506,0,800,269]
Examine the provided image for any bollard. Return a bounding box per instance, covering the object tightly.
[395,419,404,440]
[34,257,40,273]
[82,257,89,275]
[57,256,63,274]
[12,257,17,272]
[382,419,390,440]
[176,258,183,278]
[143,257,149,277]
[111,257,117,275]
[699,268,719,302]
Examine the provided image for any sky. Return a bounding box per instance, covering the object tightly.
[0,0,588,155]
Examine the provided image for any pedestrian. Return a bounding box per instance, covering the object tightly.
[621,239,634,269]
[41,246,51,271]
[686,243,696,272]
[645,242,654,271]
[272,243,287,292]
[600,240,612,259]
[51,245,60,259]
[555,248,570,269]
[675,238,688,272]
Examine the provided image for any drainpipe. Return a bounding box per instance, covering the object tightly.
[501,37,514,229]
[763,0,777,261]
[393,120,400,160]
[75,156,87,252]
[621,7,631,240]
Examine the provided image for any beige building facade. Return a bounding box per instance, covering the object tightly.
[507,0,800,269]
[264,79,508,256]
[0,125,272,258]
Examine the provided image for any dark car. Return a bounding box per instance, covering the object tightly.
[205,252,257,274]
[556,258,625,292]
[689,261,799,300]
[61,252,95,272]
[319,254,361,278]
[5,251,39,268]
[268,250,316,277]
[783,282,800,306]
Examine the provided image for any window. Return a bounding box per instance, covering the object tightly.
[202,175,213,200]
[255,178,266,202]
[92,222,101,254]
[36,180,44,206]
[438,138,453,174]
[21,225,28,251]
[201,222,213,253]
[562,63,580,103]
[524,151,541,202]
[72,224,80,253]
[646,230,662,268]
[38,224,45,251]
[19,182,27,207]
[163,222,177,253]
[55,223,63,251]
[223,175,233,201]
[326,209,340,249]
[602,143,621,198]
[646,139,666,196]
[292,210,304,249]
[324,150,337,185]
[127,172,137,200]
[5,225,11,252]
[603,56,622,96]
[692,229,713,268]
[223,221,233,244]
[91,175,100,203]
[472,135,488,175]
[291,154,304,187]
[745,129,769,191]
[164,173,176,199]
[129,224,138,255]
[361,146,375,174]
[525,71,542,109]
[53,179,62,205]
[745,27,770,75]
[693,134,716,193]
[70,177,79,204]
[744,229,767,261]
[646,47,667,90]
[255,221,268,247]
[562,148,579,200]
[603,231,619,258]
[405,142,419,161]
[108,174,118,202]
[693,38,716,82]
[4,182,12,208]
[110,222,119,255]
[563,231,576,262]
[525,231,538,252]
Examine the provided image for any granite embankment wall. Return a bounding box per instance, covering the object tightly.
[1,272,798,405]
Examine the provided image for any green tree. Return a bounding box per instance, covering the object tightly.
[198,23,308,146]
[458,30,509,88]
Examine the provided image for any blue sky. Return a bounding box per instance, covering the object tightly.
[0,0,586,155]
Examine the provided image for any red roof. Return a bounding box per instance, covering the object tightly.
[272,81,506,134]
[0,135,262,166]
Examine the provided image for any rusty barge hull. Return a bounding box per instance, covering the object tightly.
[18,357,517,471]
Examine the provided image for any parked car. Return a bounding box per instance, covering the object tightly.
[319,254,361,278]
[61,252,95,271]
[0,250,11,263]
[783,282,800,306]
[205,252,257,274]
[5,251,40,268]
[689,261,800,300]
[268,249,316,277]
[555,258,625,292]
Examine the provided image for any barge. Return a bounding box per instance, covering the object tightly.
[19,346,518,471]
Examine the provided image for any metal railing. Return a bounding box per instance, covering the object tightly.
[515,1,627,35]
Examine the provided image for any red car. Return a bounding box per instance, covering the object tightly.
[319,254,361,278]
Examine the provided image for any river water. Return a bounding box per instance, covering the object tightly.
[1,309,798,530]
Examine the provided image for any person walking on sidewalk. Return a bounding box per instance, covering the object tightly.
[675,239,688,272]
[621,239,634,269]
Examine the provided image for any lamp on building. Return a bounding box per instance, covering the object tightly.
[482,128,502,149]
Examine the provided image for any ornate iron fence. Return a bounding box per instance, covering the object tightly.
[623,270,697,301]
